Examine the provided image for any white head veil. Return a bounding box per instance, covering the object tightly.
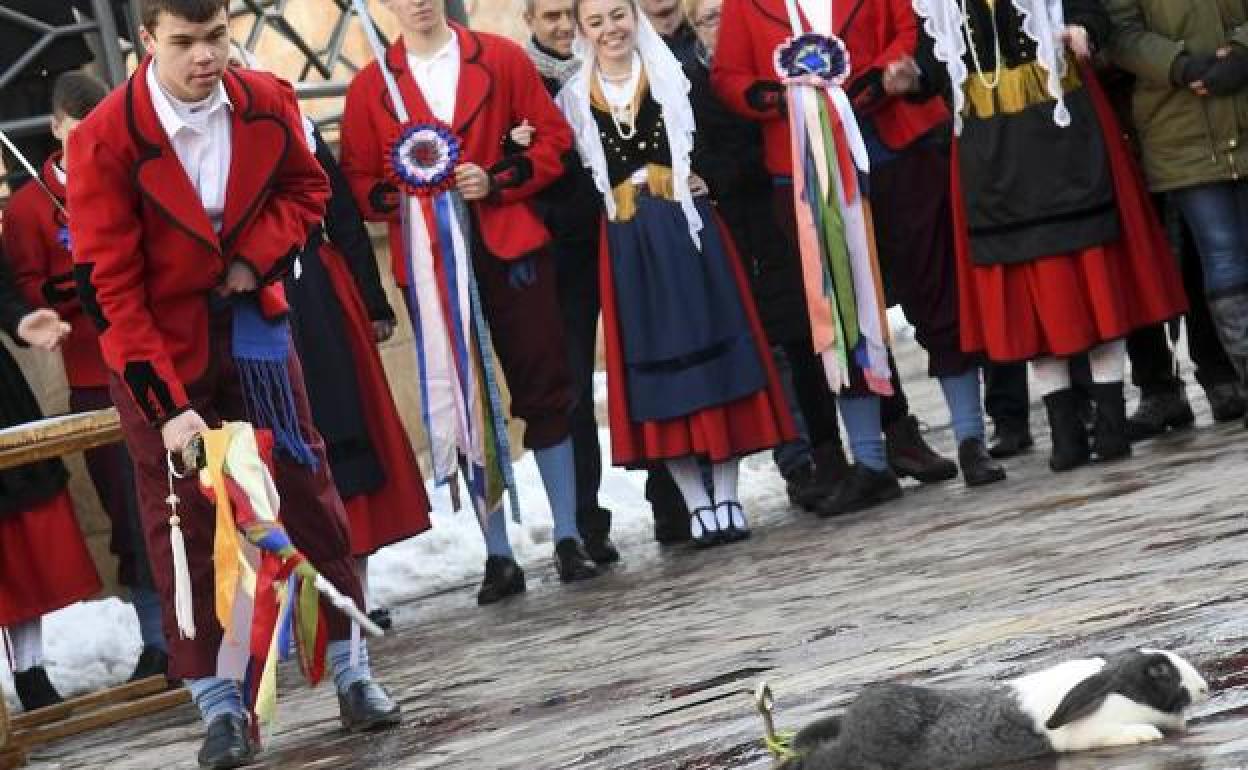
[910,0,1069,134]
[556,7,703,246]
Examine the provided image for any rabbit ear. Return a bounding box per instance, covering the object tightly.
[1046,671,1115,729]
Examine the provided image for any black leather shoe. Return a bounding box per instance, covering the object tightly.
[554,538,600,582]
[477,555,526,605]
[1205,381,1247,423]
[128,645,170,683]
[987,423,1034,459]
[815,465,902,517]
[716,501,751,543]
[958,438,1006,487]
[689,506,721,548]
[367,608,393,632]
[783,461,823,511]
[1125,389,1195,441]
[886,416,958,483]
[582,535,621,565]
[14,666,63,712]
[197,713,256,769]
[337,679,402,733]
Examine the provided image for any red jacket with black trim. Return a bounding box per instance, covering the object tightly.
[339,23,573,285]
[711,0,950,176]
[4,153,110,388]
[67,58,329,425]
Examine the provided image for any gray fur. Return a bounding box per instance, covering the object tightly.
[787,683,1050,770]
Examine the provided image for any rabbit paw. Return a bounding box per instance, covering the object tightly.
[1102,724,1165,747]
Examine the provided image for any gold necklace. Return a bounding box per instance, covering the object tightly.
[961,0,1002,90]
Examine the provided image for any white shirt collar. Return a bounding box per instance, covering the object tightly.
[407,28,459,69]
[145,59,233,139]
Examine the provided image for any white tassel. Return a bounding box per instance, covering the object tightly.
[166,452,196,639]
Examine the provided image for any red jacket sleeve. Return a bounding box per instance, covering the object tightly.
[1,190,50,310]
[339,69,399,225]
[230,78,329,284]
[711,0,784,123]
[67,127,189,423]
[485,43,573,204]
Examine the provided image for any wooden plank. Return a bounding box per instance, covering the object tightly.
[11,676,169,731]
[0,746,26,770]
[0,409,121,471]
[16,689,190,748]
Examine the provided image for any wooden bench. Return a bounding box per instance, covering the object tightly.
[0,409,190,768]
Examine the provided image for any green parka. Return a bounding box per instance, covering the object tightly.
[1107,0,1248,192]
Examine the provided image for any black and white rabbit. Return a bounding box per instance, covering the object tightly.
[779,648,1209,770]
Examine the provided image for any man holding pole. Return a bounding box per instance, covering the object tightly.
[67,1,400,766]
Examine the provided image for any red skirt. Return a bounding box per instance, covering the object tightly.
[322,243,432,556]
[600,213,796,467]
[0,491,101,625]
[952,70,1188,363]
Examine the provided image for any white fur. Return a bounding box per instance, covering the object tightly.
[1008,649,1210,755]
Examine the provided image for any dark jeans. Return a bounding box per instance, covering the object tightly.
[1127,206,1237,395]
[1172,182,1248,297]
[553,234,611,542]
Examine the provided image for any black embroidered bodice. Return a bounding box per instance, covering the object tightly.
[590,87,673,188]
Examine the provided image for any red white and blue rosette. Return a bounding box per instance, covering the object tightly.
[388,121,461,196]
[773,33,851,89]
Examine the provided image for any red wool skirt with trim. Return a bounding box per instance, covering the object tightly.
[952,70,1188,363]
[0,491,101,626]
[600,211,796,468]
[321,242,431,556]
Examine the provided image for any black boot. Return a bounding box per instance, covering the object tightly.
[477,555,526,605]
[958,438,1006,487]
[815,464,902,517]
[987,420,1034,459]
[782,461,823,511]
[885,415,958,483]
[338,679,402,732]
[1208,292,1248,426]
[1125,388,1194,441]
[196,713,255,769]
[1204,381,1247,423]
[128,645,170,683]
[1089,382,1132,462]
[810,441,851,494]
[1043,389,1090,472]
[14,666,63,712]
[553,538,600,582]
[366,608,394,632]
[582,534,621,565]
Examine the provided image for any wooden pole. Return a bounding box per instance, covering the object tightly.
[0,692,26,769]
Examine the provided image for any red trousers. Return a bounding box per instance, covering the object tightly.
[111,305,363,679]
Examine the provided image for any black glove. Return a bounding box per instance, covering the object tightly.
[745,80,786,115]
[368,182,400,214]
[1200,47,1248,96]
[1171,52,1217,87]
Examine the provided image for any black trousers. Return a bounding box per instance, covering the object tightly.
[553,233,612,542]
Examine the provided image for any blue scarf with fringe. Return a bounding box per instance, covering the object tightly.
[232,297,318,468]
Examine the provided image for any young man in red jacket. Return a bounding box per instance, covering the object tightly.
[340,0,600,604]
[4,71,170,686]
[711,0,1004,493]
[68,1,399,766]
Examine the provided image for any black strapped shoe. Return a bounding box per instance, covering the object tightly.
[197,713,256,769]
[338,679,402,732]
[477,555,526,605]
[716,501,751,543]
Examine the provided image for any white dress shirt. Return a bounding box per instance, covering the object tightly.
[408,31,460,124]
[146,61,233,233]
[796,0,832,37]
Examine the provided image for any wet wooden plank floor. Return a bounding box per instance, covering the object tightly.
[25,338,1248,769]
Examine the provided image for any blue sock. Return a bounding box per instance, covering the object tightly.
[533,437,580,544]
[839,396,887,471]
[328,638,372,694]
[480,506,514,558]
[939,369,986,444]
[186,677,244,724]
[131,586,166,652]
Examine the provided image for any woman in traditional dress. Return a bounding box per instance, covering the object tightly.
[0,246,100,710]
[228,45,431,628]
[883,0,1188,471]
[557,0,795,546]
